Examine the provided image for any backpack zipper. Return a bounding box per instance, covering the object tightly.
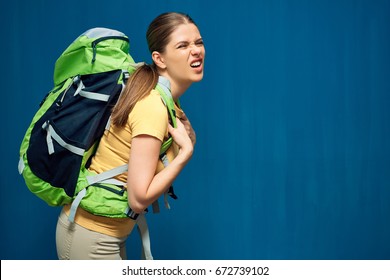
[55,78,75,109]
[91,36,129,63]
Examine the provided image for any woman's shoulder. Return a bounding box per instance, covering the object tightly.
[149,89,164,101]
[140,89,165,107]
[131,89,167,117]
[129,89,169,138]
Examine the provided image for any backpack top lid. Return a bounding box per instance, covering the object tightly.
[53,27,137,86]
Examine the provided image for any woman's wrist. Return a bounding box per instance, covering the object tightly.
[176,145,193,164]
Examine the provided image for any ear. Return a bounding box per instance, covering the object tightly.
[152,51,166,69]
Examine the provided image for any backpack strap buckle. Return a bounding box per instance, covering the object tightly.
[124,207,139,220]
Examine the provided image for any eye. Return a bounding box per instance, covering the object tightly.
[177,42,189,49]
[195,39,204,46]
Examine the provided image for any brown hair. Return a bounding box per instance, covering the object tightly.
[111,12,196,127]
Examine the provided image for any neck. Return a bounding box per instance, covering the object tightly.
[159,75,192,101]
[170,81,191,101]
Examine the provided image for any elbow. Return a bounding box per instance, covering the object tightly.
[128,196,148,214]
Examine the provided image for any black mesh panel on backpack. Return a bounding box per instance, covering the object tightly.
[27,70,123,197]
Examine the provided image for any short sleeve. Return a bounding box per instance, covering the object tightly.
[129,90,168,142]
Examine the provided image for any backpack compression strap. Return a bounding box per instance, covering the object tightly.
[41,75,115,157]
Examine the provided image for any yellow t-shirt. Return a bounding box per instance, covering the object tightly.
[63,89,183,238]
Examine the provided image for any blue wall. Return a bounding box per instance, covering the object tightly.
[1,0,389,260]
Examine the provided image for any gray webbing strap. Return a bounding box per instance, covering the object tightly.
[152,200,160,213]
[73,77,110,102]
[164,193,171,210]
[97,178,126,186]
[137,214,153,260]
[151,152,172,214]
[68,163,127,222]
[104,70,128,131]
[68,188,87,223]
[158,76,171,98]
[79,89,110,102]
[18,157,25,175]
[129,62,146,69]
[42,121,85,156]
[86,164,128,185]
[105,116,112,130]
[160,153,171,210]
[68,166,127,223]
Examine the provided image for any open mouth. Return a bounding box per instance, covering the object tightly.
[190,60,202,68]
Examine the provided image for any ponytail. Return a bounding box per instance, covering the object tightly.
[111,64,159,127]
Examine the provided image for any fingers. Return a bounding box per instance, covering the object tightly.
[169,117,196,146]
[180,116,196,145]
[168,118,185,135]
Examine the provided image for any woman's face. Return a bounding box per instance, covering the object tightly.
[159,23,205,87]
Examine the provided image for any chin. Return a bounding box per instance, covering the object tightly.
[192,73,204,82]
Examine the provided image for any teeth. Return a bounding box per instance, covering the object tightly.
[191,61,201,67]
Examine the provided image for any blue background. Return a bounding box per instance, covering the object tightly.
[1,0,389,260]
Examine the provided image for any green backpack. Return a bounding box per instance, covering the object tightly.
[18,27,178,223]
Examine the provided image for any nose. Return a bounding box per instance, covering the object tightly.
[190,43,202,56]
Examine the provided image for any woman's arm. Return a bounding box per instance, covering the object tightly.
[127,118,193,213]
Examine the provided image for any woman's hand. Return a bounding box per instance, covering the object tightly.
[168,118,194,161]
[179,112,196,145]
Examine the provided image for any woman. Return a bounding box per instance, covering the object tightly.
[56,12,205,260]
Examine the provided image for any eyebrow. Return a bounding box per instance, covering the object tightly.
[174,41,188,47]
[174,38,203,47]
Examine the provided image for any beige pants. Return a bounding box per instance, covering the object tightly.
[56,209,127,260]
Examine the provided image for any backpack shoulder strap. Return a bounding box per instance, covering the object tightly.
[156,76,176,126]
[155,76,177,155]
[152,76,180,212]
